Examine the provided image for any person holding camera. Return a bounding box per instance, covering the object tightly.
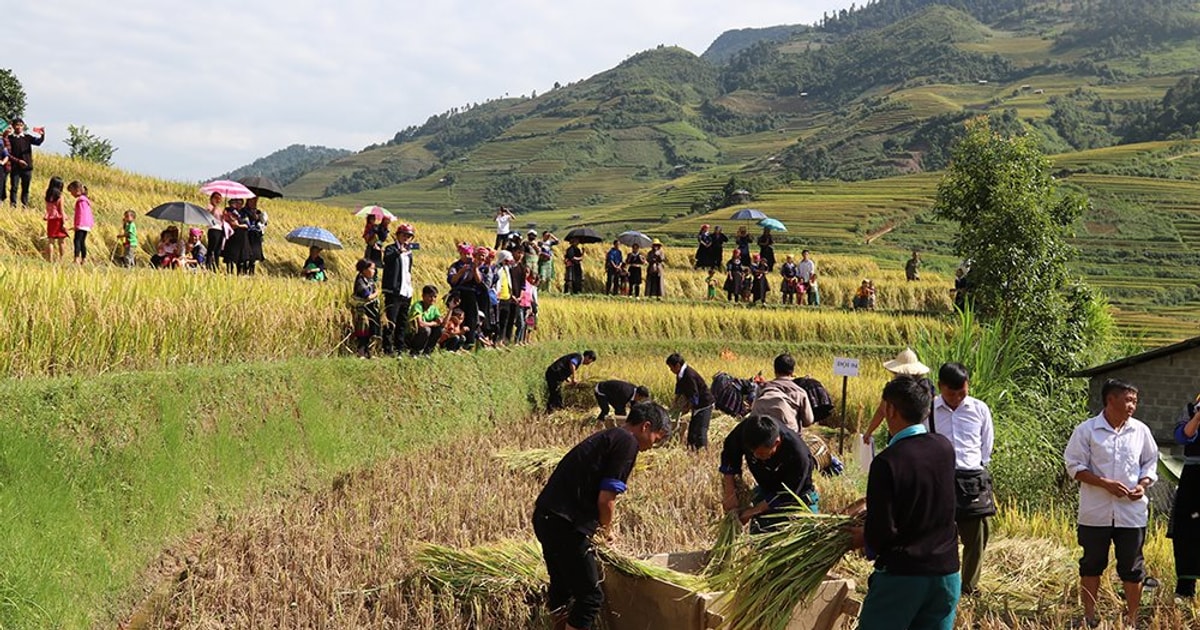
[494,206,515,249]
[6,119,45,208]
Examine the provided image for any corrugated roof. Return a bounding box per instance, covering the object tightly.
[1070,335,1200,378]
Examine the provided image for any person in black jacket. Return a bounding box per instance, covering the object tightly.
[534,402,671,630]
[719,416,817,532]
[6,119,44,208]
[546,350,597,411]
[381,223,416,355]
[593,380,650,422]
[852,375,961,630]
[666,353,716,449]
[1171,396,1200,600]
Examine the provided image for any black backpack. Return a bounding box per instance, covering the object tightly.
[711,372,756,417]
[793,376,835,422]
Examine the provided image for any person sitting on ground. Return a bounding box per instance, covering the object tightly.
[534,402,671,630]
[750,353,815,433]
[545,350,597,412]
[851,375,961,630]
[408,285,446,355]
[183,228,208,270]
[853,279,876,310]
[438,307,470,352]
[594,380,651,423]
[720,415,818,531]
[303,246,327,282]
[150,226,182,269]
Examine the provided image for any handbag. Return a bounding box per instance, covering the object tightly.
[954,468,997,518]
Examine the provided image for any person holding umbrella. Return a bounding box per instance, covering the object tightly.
[381,223,417,355]
[303,247,326,282]
[564,238,584,294]
[646,239,666,298]
[757,227,776,272]
[205,192,224,271]
[284,226,342,281]
[625,243,645,298]
[223,198,249,274]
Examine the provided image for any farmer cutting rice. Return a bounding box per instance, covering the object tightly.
[593,380,650,423]
[719,415,818,531]
[545,350,596,412]
[533,402,671,630]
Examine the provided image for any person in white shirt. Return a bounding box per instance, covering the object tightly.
[494,206,515,249]
[1063,379,1157,629]
[931,363,995,596]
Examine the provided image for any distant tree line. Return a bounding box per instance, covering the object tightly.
[219,144,352,187]
[817,0,1034,34]
[1121,76,1200,143]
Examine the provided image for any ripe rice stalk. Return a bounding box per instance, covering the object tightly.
[595,545,710,592]
[703,510,743,581]
[412,540,547,599]
[493,448,567,475]
[716,509,855,630]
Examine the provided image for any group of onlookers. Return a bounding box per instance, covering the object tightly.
[601,239,667,298]
[204,193,268,275]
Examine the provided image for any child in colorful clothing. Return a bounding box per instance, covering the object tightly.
[780,255,799,305]
[67,181,93,265]
[807,272,821,307]
[518,273,540,344]
[408,285,446,355]
[44,176,67,263]
[121,210,138,267]
[352,259,381,358]
[706,269,718,300]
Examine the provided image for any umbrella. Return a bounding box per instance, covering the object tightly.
[565,227,604,244]
[759,218,787,232]
[147,201,219,227]
[237,175,284,199]
[200,179,256,200]
[729,208,768,220]
[285,226,343,250]
[355,205,396,220]
[617,231,653,248]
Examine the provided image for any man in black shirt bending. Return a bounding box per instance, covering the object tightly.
[666,352,715,449]
[852,375,961,630]
[546,350,596,412]
[593,380,650,423]
[534,402,671,630]
[719,416,817,531]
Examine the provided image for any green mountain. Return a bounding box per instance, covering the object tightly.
[217,144,352,187]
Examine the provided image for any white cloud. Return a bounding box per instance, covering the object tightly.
[11,0,849,180]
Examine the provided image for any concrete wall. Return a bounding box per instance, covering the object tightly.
[1085,345,1200,442]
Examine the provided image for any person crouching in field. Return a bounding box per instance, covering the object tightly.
[852,375,961,630]
[545,350,597,412]
[43,176,67,262]
[534,402,671,630]
[593,380,650,423]
[720,415,818,532]
[407,285,445,355]
[1064,379,1157,629]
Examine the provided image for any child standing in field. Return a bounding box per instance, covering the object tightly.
[351,258,381,358]
[121,210,138,267]
[807,272,821,307]
[518,273,540,344]
[43,176,67,262]
[706,269,718,300]
[67,181,93,265]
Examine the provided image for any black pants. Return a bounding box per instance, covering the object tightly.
[605,269,621,295]
[1172,464,1200,596]
[409,325,443,355]
[73,230,89,261]
[206,229,224,271]
[8,168,32,207]
[533,511,603,630]
[546,371,569,411]
[1078,525,1146,583]
[686,404,714,449]
[382,293,411,354]
[497,300,519,343]
[454,289,479,347]
[356,303,381,356]
[595,390,628,422]
[565,266,583,294]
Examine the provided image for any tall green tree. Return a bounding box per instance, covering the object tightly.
[933,117,1103,372]
[64,124,117,166]
[0,69,26,122]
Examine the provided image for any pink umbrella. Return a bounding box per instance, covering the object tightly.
[201,180,256,200]
[354,205,396,220]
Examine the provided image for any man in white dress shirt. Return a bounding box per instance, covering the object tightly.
[1063,379,1157,629]
[931,363,995,596]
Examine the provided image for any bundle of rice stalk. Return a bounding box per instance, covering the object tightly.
[595,545,710,592]
[716,508,854,630]
[703,511,744,582]
[412,540,548,598]
[492,448,567,475]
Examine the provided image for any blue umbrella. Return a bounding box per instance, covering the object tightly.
[285,226,343,250]
[729,208,768,220]
[759,218,787,232]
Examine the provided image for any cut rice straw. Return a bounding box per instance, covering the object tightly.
[595,545,711,592]
[412,540,547,598]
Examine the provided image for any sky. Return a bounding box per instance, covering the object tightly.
[15,0,855,182]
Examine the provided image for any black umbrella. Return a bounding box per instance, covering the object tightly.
[237,175,284,199]
[146,201,218,227]
[565,227,604,244]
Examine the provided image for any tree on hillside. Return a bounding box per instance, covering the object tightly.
[933,117,1106,372]
[64,125,117,166]
[0,69,26,122]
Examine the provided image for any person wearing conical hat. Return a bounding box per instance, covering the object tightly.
[862,348,933,443]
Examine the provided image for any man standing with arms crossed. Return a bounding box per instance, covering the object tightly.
[931,362,995,596]
[1064,379,1157,629]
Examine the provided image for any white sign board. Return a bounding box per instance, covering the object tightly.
[833,357,860,377]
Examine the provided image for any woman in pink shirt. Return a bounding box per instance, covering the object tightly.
[67,180,94,264]
[43,176,68,262]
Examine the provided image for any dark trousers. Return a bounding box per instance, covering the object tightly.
[686,404,714,449]
[533,511,602,630]
[409,325,442,355]
[382,293,411,354]
[8,168,32,207]
[454,289,479,347]
[356,303,381,357]
[73,230,89,261]
[206,229,224,271]
[605,269,620,295]
[546,372,568,411]
[497,300,519,343]
[565,266,583,294]
[957,516,989,593]
[1078,525,1147,583]
[595,391,628,422]
[494,232,510,249]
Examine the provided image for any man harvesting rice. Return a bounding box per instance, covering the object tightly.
[852,375,961,630]
[533,402,671,630]
[719,415,818,531]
